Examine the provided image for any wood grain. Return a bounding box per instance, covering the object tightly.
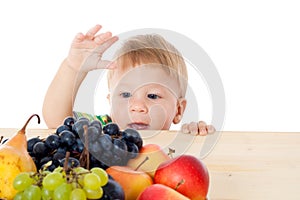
[1,129,299,199]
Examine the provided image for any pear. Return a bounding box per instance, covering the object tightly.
[0,114,39,199]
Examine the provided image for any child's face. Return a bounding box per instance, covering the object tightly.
[108,64,185,130]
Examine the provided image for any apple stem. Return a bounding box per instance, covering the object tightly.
[175,179,185,190]
[168,147,175,158]
[134,156,149,171]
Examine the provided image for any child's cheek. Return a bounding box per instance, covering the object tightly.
[149,104,170,130]
[110,98,130,127]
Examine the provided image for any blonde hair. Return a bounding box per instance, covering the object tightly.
[107,34,188,98]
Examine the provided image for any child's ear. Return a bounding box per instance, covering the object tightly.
[173,98,187,124]
[106,93,111,105]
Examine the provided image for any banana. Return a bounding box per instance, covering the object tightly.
[0,114,39,199]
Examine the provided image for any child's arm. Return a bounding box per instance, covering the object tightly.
[42,25,118,128]
[181,121,216,135]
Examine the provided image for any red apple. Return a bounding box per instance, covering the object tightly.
[127,143,170,177]
[154,155,209,200]
[137,184,190,200]
[106,165,153,200]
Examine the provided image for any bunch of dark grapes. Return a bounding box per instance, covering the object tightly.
[78,117,143,169]
[27,116,143,171]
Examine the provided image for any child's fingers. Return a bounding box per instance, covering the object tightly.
[94,32,113,44]
[72,33,85,43]
[94,35,119,54]
[188,122,199,135]
[181,123,189,134]
[86,24,102,40]
[198,121,208,136]
[207,125,216,134]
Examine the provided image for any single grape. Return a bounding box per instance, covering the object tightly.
[112,140,128,166]
[52,166,63,173]
[70,188,87,200]
[53,183,72,200]
[90,167,109,187]
[88,126,101,142]
[75,168,89,186]
[59,130,76,147]
[42,172,65,191]
[76,138,85,152]
[33,141,48,157]
[56,146,67,154]
[13,191,24,200]
[98,134,113,150]
[80,126,101,146]
[100,179,125,200]
[45,134,61,150]
[53,152,66,163]
[13,172,34,191]
[59,157,80,168]
[27,137,42,152]
[84,186,103,199]
[56,125,71,135]
[72,167,88,174]
[113,138,128,158]
[70,138,84,154]
[126,142,139,159]
[41,187,53,200]
[90,119,102,133]
[40,156,52,167]
[72,119,89,137]
[83,173,101,190]
[122,128,143,149]
[63,116,76,127]
[103,123,120,136]
[23,185,42,200]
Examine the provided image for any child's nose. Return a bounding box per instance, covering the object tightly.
[129,98,148,113]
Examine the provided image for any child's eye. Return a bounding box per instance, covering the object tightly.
[147,94,160,99]
[120,92,132,98]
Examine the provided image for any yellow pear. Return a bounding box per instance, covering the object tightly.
[0,114,39,199]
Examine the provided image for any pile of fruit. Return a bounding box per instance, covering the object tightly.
[0,114,210,200]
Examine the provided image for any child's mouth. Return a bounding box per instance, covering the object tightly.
[127,123,149,130]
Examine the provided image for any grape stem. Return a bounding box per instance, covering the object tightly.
[64,151,71,172]
[79,125,90,170]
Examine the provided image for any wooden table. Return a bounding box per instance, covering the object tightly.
[1,129,300,200]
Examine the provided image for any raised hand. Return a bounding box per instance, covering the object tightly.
[66,24,118,72]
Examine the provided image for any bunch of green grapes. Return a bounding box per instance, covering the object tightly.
[13,166,113,200]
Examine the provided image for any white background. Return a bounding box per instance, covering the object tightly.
[0,0,299,131]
